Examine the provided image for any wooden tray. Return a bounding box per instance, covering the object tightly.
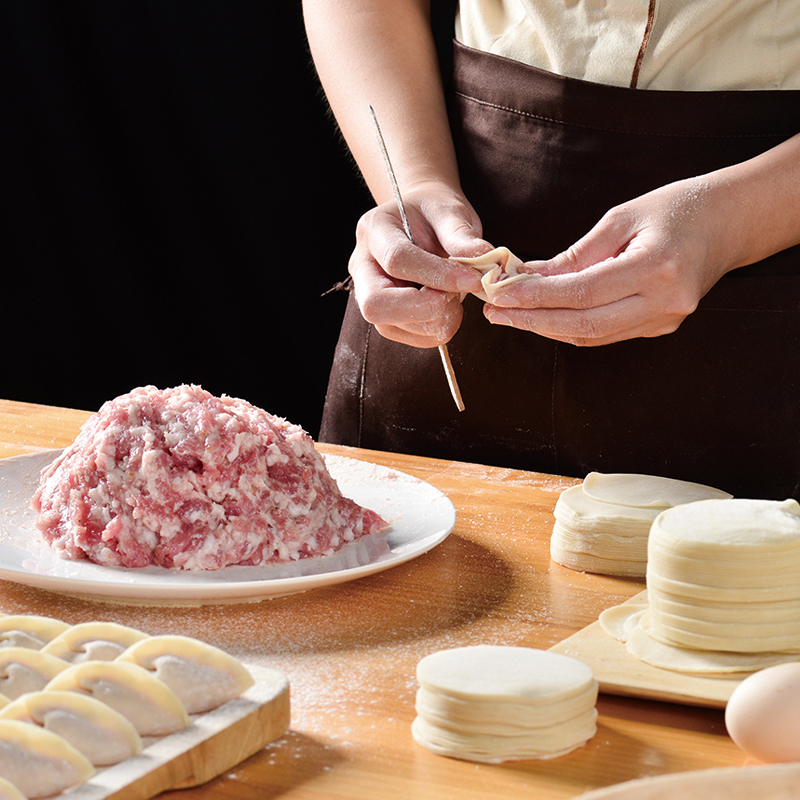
[549,592,740,708]
[60,665,290,799]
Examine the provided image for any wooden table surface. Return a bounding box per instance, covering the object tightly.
[0,398,751,799]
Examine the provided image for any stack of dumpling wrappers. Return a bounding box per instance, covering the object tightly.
[599,497,800,675]
[412,645,598,763]
[550,472,732,577]
[0,614,268,799]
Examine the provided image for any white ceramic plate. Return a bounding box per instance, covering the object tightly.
[578,763,800,800]
[0,450,456,605]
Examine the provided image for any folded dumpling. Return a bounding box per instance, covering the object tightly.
[45,660,190,736]
[451,246,539,303]
[0,689,142,765]
[0,777,26,800]
[0,647,69,699]
[117,635,254,713]
[0,615,70,649]
[41,621,148,662]
[0,719,94,798]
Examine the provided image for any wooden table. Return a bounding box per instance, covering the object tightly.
[0,398,750,799]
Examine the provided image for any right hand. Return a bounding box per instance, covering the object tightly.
[349,182,489,348]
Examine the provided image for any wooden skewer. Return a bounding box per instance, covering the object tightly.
[369,105,466,412]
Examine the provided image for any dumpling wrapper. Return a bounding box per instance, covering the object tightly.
[413,646,597,763]
[0,718,94,798]
[0,689,142,765]
[45,660,190,736]
[117,634,254,713]
[0,647,69,699]
[41,621,148,663]
[600,599,800,674]
[0,777,26,800]
[0,615,70,650]
[451,247,540,303]
[582,472,731,509]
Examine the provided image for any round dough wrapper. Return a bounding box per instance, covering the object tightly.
[417,645,596,703]
[413,646,598,763]
[117,634,254,713]
[550,473,729,578]
[0,689,142,766]
[0,718,94,798]
[45,660,190,736]
[644,498,800,654]
[600,597,800,675]
[41,621,149,663]
[582,472,731,508]
[411,707,598,763]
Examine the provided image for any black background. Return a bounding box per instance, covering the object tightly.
[0,2,374,435]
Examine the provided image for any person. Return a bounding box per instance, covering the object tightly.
[302,0,800,501]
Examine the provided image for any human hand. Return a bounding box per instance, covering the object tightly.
[485,177,743,346]
[349,182,489,348]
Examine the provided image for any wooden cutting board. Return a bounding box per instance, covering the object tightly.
[60,665,290,799]
[549,592,740,708]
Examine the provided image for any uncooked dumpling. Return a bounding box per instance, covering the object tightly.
[0,718,95,798]
[41,621,148,663]
[0,777,26,800]
[117,634,254,713]
[0,615,70,650]
[0,689,142,765]
[0,647,69,699]
[45,660,190,736]
[451,247,539,303]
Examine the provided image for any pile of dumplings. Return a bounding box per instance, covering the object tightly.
[0,614,254,799]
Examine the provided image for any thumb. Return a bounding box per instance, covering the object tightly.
[541,214,633,276]
[424,201,492,260]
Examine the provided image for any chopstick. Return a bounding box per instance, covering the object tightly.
[369,105,466,412]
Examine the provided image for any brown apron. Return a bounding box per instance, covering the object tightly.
[320,41,800,501]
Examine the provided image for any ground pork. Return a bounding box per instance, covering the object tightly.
[32,385,387,570]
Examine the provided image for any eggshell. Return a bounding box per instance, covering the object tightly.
[725,662,800,762]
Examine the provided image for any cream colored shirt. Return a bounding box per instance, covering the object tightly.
[455,0,800,90]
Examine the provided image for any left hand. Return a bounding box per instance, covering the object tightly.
[484,176,744,346]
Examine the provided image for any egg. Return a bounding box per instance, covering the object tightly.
[725,661,800,762]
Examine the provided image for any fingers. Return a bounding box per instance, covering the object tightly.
[350,246,464,346]
[356,203,484,294]
[485,294,686,346]
[346,192,489,347]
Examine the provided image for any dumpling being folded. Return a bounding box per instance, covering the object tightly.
[0,719,94,798]
[41,621,148,663]
[117,634,254,713]
[0,615,70,650]
[0,647,69,699]
[45,660,190,736]
[0,690,142,765]
[451,247,540,303]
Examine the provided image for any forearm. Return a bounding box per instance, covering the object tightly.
[302,0,462,203]
[707,132,800,272]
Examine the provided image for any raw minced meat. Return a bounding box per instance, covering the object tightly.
[32,385,387,570]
